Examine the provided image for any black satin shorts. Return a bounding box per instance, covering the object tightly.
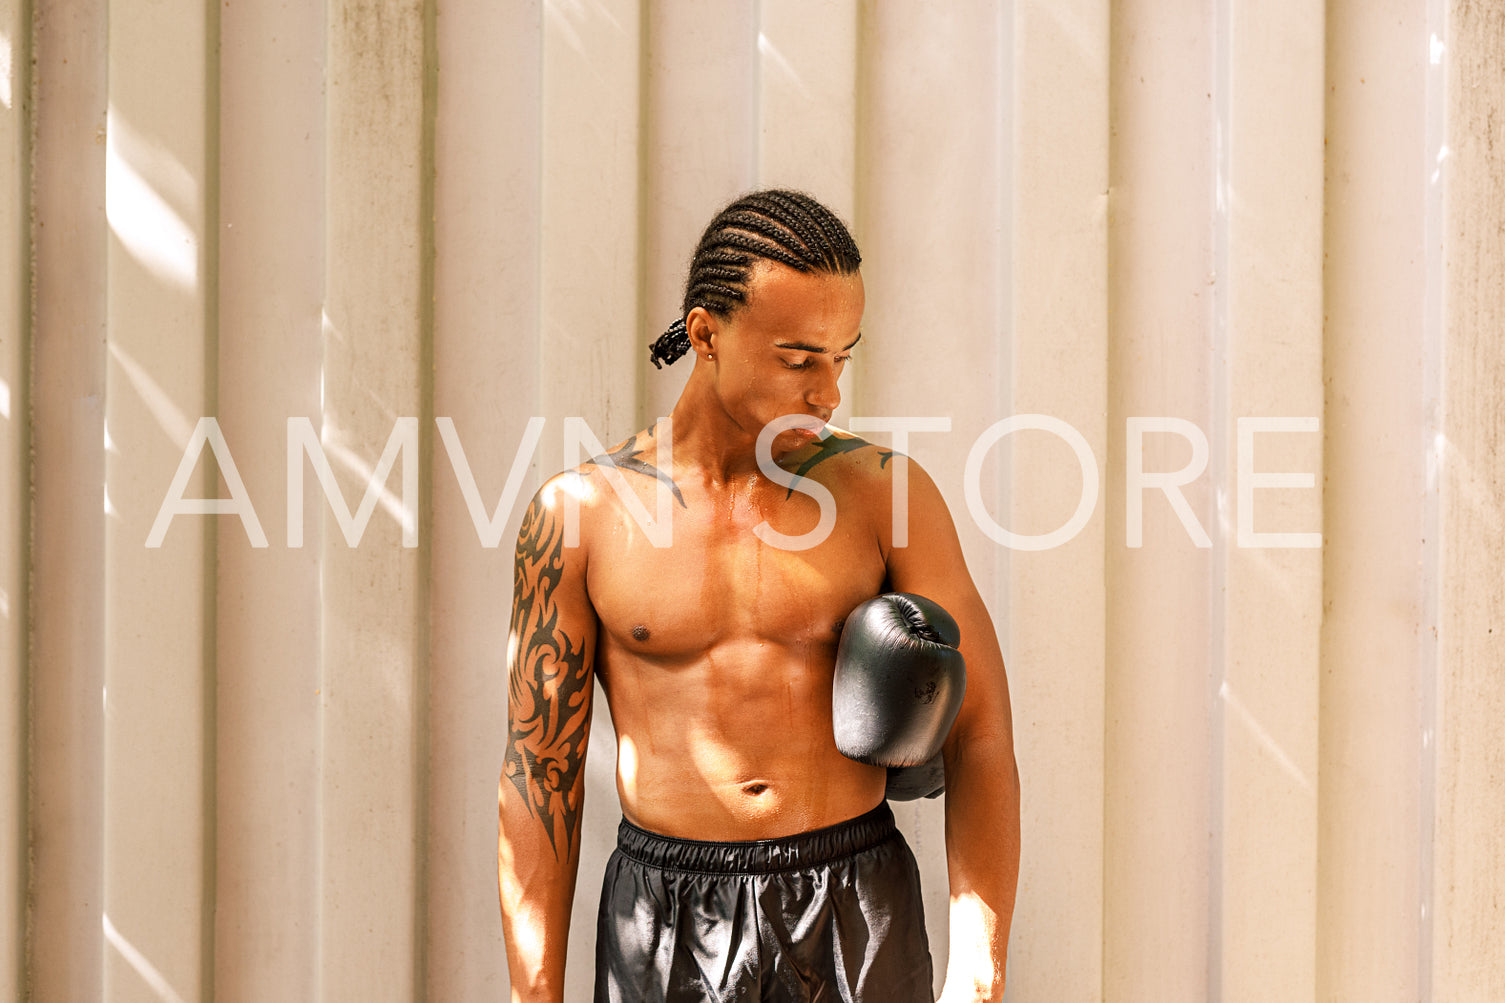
[594,801,935,1002]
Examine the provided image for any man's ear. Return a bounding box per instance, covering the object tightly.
[685,307,718,361]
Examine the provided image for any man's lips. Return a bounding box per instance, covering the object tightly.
[785,416,830,436]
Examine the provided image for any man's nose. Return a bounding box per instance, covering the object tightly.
[806,366,841,413]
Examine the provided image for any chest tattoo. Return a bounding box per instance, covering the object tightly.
[585,428,688,509]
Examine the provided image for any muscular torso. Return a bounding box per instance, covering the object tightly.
[578,427,893,840]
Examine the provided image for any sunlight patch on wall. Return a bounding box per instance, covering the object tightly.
[0,30,11,109]
[108,341,194,448]
[758,33,809,98]
[1220,680,1310,792]
[319,427,416,538]
[105,107,198,291]
[103,913,188,1003]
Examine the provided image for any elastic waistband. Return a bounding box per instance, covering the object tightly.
[616,801,897,875]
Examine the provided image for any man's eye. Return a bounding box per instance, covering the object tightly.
[783,359,812,370]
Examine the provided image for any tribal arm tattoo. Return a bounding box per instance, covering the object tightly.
[584,427,688,509]
[503,493,595,860]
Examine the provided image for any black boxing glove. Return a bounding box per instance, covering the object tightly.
[833,593,966,799]
[884,753,947,801]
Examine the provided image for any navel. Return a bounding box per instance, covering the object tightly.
[742,782,769,796]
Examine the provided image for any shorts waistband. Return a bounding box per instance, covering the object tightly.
[615,801,897,875]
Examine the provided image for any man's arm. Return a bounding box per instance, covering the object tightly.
[498,482,597,1003]
[883,458,1020,1001]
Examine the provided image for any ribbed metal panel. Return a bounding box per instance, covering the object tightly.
[6,1,1501,999]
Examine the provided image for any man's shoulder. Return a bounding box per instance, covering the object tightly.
[778,426,907,496]
[779,429,957,557]
[525,424,681,525]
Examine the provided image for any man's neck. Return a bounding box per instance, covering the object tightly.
[666,373,796,485]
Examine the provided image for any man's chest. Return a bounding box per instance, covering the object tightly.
[583,488,887,659]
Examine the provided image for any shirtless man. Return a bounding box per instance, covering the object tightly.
[498,190,1020,1002]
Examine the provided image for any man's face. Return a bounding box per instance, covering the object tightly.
[707,261,866,452]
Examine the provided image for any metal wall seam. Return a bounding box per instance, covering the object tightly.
[413,2,438,997]
[319,0,429,998]
[201,0,221,994]
[0,0,30,996]
[1207,2,1231,996]
[26,0,107,996]
[1417,0,1448,994]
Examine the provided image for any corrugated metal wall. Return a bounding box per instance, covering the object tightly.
[3,0,1502,1000]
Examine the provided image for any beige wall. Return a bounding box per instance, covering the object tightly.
[5,0,1504,999]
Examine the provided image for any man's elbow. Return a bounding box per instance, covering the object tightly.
[949,711,1016,768]
[948,722,1019,806]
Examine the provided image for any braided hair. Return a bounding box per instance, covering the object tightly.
[648,189,862,369]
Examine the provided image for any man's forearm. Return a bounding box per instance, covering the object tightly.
[500,488,598,1000]
[498,777,582,1003]
[939,729,1021,1000]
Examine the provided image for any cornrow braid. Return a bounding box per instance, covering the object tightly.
[647,189,862,367]
[648,318,689,370]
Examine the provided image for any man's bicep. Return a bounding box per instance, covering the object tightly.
[885,463,1013,741]
[884,462,984,616]
[503,487,598,861]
